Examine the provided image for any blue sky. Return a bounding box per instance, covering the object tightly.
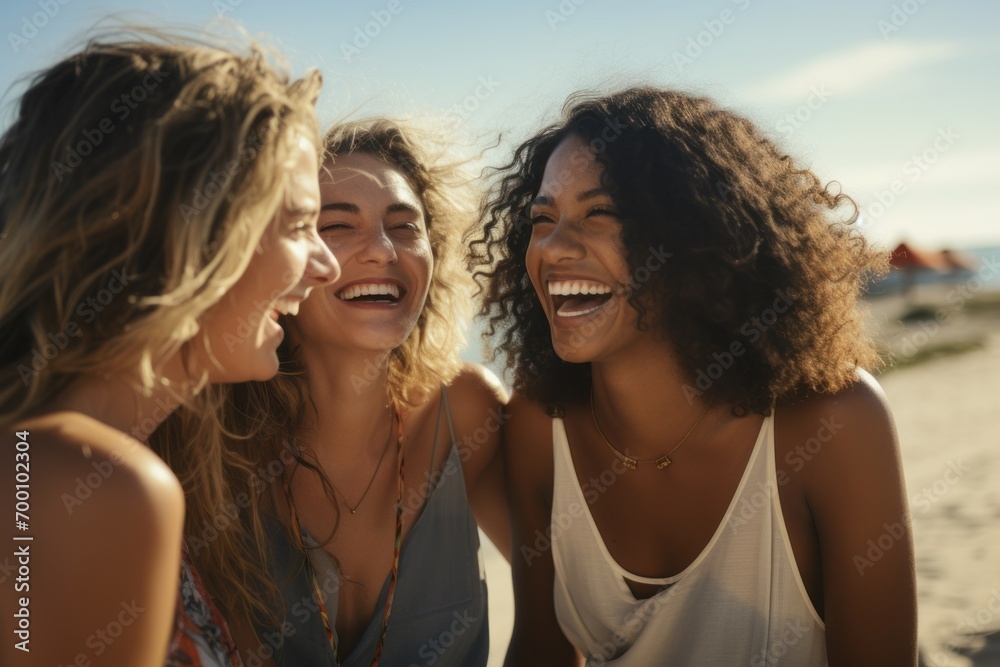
[2,0,997,249]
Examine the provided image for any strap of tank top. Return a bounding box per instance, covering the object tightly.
[425,384,457,497]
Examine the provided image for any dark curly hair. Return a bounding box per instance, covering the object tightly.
[469,86,888,416]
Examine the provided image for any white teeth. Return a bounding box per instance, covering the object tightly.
[547,280,612,296]
[337,283,401,301]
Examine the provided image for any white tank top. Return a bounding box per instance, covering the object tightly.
[550,412,828,665]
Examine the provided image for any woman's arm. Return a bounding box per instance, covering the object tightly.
[503,393,579,667]
[803,371,918,666]
[449,362,511,561]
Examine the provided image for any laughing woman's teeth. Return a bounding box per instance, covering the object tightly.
[547,280,613,296]
[338,283,402,301]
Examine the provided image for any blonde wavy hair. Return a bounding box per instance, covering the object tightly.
[0,31,322,626]
[216,117,479,588]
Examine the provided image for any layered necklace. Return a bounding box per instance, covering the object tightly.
[288,399,405,667]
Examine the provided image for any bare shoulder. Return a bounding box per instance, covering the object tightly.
[10,412,184,544]
[443,363,508,475]
[777,368,899,500]
[447,361,510,408]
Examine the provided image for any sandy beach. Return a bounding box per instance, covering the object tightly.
[479,296,1000,665]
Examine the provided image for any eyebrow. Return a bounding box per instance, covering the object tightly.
[386,202,422,216]
[530,188,613,208]
[319,202,422,216]
[320,202,360,214]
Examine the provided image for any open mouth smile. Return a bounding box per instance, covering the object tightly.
[336,281,405,305]
[548,279,614,318]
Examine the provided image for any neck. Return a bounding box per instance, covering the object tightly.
[44,353,194,443]
[589,336,717,459]
[294,342,397,462]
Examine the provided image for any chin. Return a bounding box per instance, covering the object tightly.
[551,335,597,364]
[229,353,280,383]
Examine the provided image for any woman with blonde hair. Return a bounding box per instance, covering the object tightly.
[219,118,509,666]
[0,32,338,667]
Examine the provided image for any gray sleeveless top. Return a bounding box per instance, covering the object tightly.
[257,387,489,666]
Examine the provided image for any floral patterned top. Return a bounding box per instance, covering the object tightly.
[165,543,244,667]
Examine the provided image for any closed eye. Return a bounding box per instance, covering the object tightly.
[319,222,351,232]
[529,211,554,225]
[587,207,620,218]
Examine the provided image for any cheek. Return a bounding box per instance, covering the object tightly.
[264,238,312,296]
[524,240,545,300]
[408,239,434,289]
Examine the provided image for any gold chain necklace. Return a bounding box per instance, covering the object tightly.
[343,403,395,514]
[590,391,710,470]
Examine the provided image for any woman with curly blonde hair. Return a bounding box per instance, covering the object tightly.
[470,87,916,666]
[219,118,509,666]
[0,32,338,667]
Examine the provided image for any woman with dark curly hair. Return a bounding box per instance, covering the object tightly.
[470,87,916,666]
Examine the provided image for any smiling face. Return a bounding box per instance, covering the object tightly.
[287,151,433,355]
[195,135,339,382]
[525,134,647,364]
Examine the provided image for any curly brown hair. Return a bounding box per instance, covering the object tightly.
[469,87,888,416]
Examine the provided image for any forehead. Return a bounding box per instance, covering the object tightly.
[320,151,421,208]
[538,135,604,196]
[284,136,321,204]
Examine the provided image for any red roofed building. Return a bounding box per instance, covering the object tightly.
[888,242,980,295]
